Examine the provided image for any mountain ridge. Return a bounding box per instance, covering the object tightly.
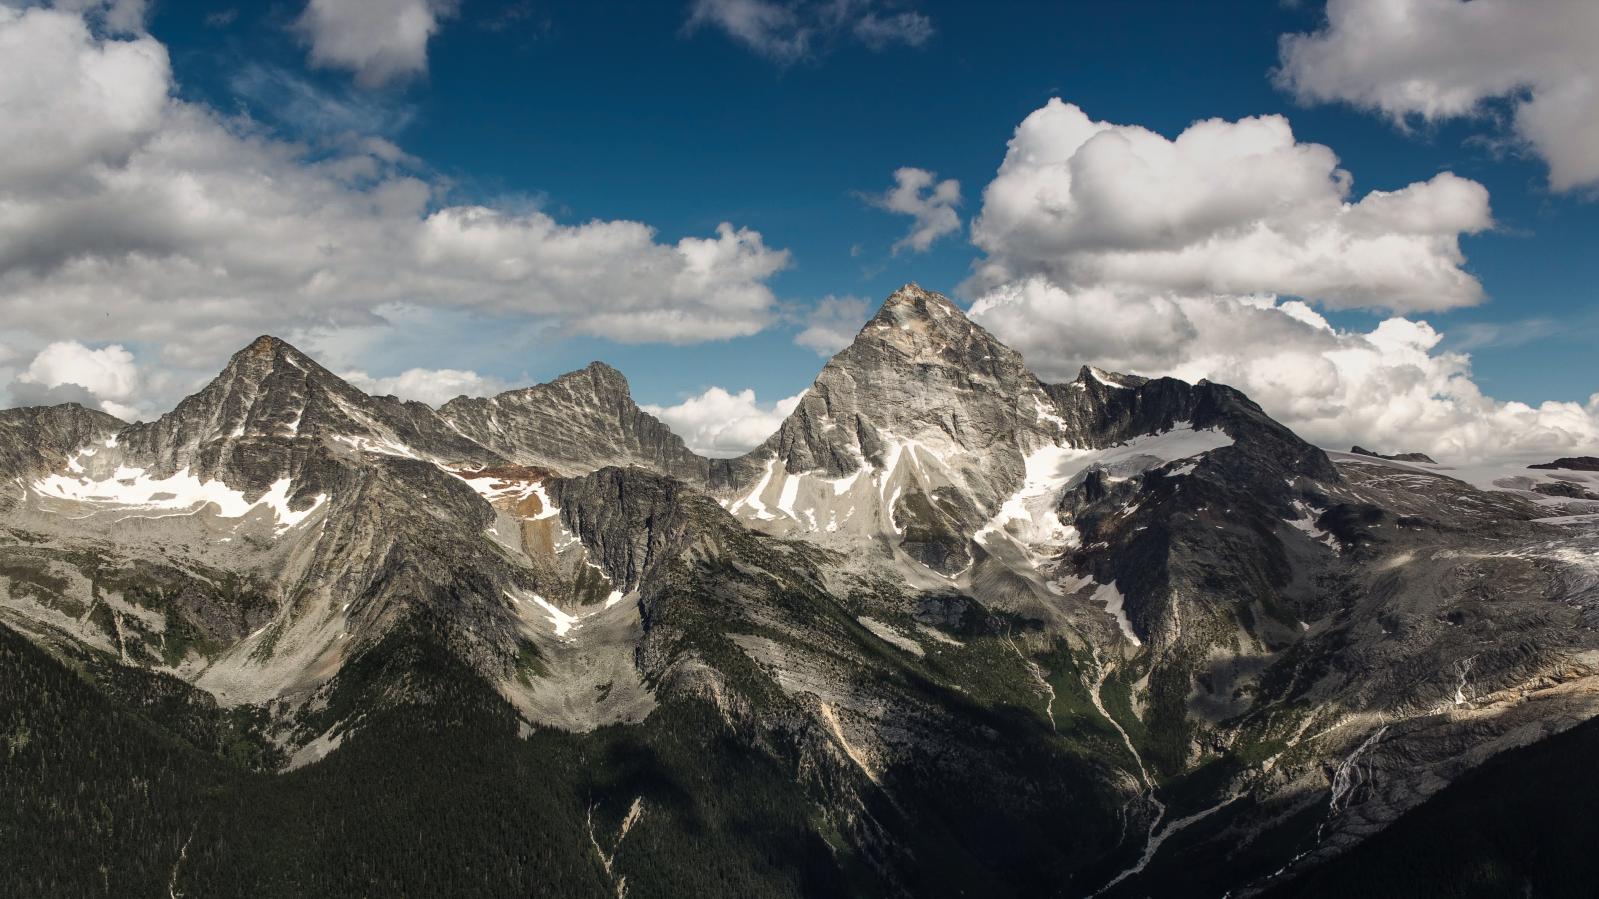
[3,284,1598,898]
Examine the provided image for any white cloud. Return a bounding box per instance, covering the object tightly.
[965,100,1598,463]
[868,167,960,253]
[0,6,168,189]
[971,279,1599,463]
[0,6,791,413]
[341,367,508,406]
[1277,0,1599,192]
[644,387,803,457]
[229,63,418,138]
[851,8,933,49]
[794,295,871,356]
[13,340,142,419]
[295,0,456,88]
[685,0,931,64]
[967,99,1492,313]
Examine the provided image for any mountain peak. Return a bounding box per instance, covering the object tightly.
[842,284,1018,376]
[1074,365,1147,390]
[573,360,631,394]
[871,282,967,326]
[437,362,706,480]
[231,334,319,370]
[244,333,288,352]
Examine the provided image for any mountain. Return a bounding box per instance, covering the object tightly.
[1350,445,1439,464]
[3,285,1597,898]
[1531,455,1599,471]
[439,360,713,482]
[0,402,124,484]
[117,334,499,489]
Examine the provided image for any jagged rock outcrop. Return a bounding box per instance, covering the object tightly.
[439,362,713,482]
[1351,445,1439,464]
[0,403,124,483]
[1530,455,1599,471]
[116,335,497,497]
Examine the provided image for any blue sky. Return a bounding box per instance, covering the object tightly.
[2,0,1596,461]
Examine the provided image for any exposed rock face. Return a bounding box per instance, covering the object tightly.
[1351,445,1439,464]
[1534,479,1599,500]
[439,362,712,482]
[116,335,497,497]
[738,284,1064,492]
[718,284,1083,574]
[551,466,720,594]
[0,403,124,483]
[1531,455,1599,471]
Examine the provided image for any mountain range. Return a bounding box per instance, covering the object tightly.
[4,284,1598,897]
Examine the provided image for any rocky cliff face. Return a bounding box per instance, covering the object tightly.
[0,403,124,484]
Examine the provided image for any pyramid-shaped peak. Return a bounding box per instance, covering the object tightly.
[846,283,1015,368]
[872,283,967,324]
[575,360,630,390]
[478,360,634,406]
[244,334,290,353]
[233,334,318,368]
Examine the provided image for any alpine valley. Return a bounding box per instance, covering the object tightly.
[4,285,1598,898]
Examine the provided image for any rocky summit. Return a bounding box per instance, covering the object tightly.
[4,285,1598,898]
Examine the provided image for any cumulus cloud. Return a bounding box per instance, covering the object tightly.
[294,0,457,88]
[0,5,168,189]
[794,295,871,356]
[13,340,142,420]
[644,387,803,457]
[868,167,961,253]
[965,100,1597,463]
[340,367,509,406]
[0,6,791,412]
[971,280,1599,462]
[685,0,931,64]
[968,99,1492,312]
[1278,0,1599,192]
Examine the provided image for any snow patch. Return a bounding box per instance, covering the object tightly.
[510,590,580,638]
[33,468,325,534]
[978,424,1232,559]
[776,470,802,521]
[331,434,421,459]
[1093,581,1141,646]
[730,456,778,521]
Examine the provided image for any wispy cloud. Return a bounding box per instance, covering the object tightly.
[230,63,417,139]
[684,0,932,65]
